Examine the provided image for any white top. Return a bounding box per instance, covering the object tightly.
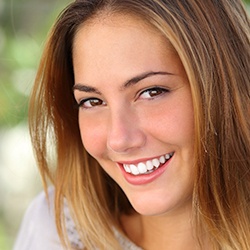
[13,187,142,250]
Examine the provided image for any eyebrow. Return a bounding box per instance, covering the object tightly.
[72,84,100,94]
[72,71,172,93]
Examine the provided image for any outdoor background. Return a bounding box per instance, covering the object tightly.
[0,0,70,249]
[0,0,249,249]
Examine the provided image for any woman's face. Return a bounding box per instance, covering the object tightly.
[73,14,195,216]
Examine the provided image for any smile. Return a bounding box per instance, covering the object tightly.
[122,152,174,176]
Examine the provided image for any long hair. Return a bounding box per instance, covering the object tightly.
[29,0,250,249]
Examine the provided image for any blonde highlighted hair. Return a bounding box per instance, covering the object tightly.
[29,0,250,249]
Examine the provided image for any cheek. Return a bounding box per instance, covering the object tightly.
[167,94,194,144]
[142,100,194,146]
[171,106,194,143]
[78,115,107,158]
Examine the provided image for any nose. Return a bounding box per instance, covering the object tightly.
[107,108,146,154]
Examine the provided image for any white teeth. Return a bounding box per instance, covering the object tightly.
[122,152,174,175]
[152,158,160,168]
[159,155,165,163]
[130,164,139,175]
[138,163,147,174]
[165,153,171,160]
[124,164,131,173]
[146,160,154,170]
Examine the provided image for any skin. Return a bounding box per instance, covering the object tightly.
[73,14,197,249]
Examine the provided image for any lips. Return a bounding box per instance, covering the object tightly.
[121,152,174,176]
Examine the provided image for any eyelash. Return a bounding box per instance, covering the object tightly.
[77,87,169,109]
[138,87,169,100]
[77,98,105,109]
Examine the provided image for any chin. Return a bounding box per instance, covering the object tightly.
[127,192,193,217]
[128,196,172,216]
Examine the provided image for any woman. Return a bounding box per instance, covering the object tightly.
[14,0,250,249]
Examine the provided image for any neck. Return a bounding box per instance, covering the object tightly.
[140,209,196,250]
[122,200,201,250]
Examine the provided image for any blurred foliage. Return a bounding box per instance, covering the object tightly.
[0,1,70,249]
[0,219,9,249]
[0,0,70,128]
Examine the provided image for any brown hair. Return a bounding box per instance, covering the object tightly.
[29,0,250,249]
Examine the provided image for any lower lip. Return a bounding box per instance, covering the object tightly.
[119,156,173,185]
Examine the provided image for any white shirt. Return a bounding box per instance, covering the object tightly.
[13,188,64,250]
[13,187,142,250]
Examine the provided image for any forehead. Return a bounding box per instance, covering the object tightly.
[73,12,174,52]
[72,13,186,88]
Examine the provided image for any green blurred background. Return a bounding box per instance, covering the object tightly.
[0,0,70,249]
[0,0,249,249]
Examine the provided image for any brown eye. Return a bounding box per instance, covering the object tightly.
[78,98,105,108]
[140,87,169,99]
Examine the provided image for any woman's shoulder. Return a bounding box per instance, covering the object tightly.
[13,187,64,250]
[13,187,141,250]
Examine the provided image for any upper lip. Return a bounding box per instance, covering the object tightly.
[116,152,174,165]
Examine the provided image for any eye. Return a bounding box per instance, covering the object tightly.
[139,87,169,99]
[78,98,106,109]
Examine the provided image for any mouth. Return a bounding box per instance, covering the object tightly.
[121,152,174,176]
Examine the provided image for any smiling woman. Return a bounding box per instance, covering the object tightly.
[14,0,250,250]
